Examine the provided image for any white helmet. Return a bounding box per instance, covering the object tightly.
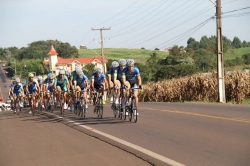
[118,59,126,66]
[65,70,71,76]
[76,69,83,75]
[38,76,43,81]
[15,77,21,83]
[126,59,135,66]
[112,61,119,68]
[59,70,65,75]
[95,67,102,73]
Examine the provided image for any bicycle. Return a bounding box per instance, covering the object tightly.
[27,92,37,116]
[119,87,126,120]
[14,94,23,115]
[111,87,120,118]
[76,90,88,118]
[126,88,140,123]
[94,89,104,118]
[37,91,45,111]
[45,91,55,113]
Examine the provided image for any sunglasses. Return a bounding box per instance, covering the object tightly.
[49,79,53,80]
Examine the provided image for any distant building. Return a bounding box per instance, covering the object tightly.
[80,45,87,49]
[43,45,108,75]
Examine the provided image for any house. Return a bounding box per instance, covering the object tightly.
[43,45,108,75]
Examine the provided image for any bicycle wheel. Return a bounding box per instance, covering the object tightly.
[98,98,103,118]
[128,106,132,122]
[113,104,117,118]
[60,100,63,116]
[132,99,137,123]
[122,106,126,120]
[120,97,125,120]
[32,108,35,116]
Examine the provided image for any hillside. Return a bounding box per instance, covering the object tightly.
[78,48,169,63]
[79,47,250,63]
[224,47,250,59]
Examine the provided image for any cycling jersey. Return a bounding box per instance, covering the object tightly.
[44,78,55,92]
[13,83,23,96]
[123,67,140,88]
[54,75,68,92]
[74,74,88,89]
[26,79,39,94]
[108,67,118,82]
[116,67,127,82]
[91,73,106,89]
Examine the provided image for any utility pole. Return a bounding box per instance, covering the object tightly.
[91,27,111,73]
[216,0,226,103]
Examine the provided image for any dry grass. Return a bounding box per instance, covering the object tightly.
[139,71,250,104]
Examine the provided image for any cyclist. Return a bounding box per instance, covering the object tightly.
[37,75,45,108]
[26,73,40,114]
[122,59,142,108]
[114,59,129,102]
[54,69,69,110]
[73,68,89,112]
[91,67,108,114]
[107,61,120,104]
[12,77,24,113]
[8,79,16,111]
[44,73,56,109]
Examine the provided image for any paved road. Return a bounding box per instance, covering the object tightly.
[0,61,250,166]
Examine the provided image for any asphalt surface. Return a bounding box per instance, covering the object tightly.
[1,61,250,166]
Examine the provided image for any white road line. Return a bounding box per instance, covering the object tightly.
[66,119,186,166]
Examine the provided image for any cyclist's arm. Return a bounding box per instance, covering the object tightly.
[103,78,108,90]
[137,75,142,86]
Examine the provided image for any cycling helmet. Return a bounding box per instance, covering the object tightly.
[112,61,119,68]
[38,75,43,81]
[76,69,83,75]
[48,73,52,78]
[127,59,135,67]
[28,73,34,77]
[15,77,21,83]
[95,67,102,73]
[59,70,65,75]
[65,70,71,76]
[118,59,126,66]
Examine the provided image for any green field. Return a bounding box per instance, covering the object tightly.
[78,48,169,63]
[78,47,250,63]
[224,47,250,59]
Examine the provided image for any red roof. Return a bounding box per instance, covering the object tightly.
[57,56,108,64]
[47,45,58,56]
[43,61,49,65]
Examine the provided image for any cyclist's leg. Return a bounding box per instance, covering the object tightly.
[124,81,131,98]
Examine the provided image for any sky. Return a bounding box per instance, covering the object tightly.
[0,0,250,50]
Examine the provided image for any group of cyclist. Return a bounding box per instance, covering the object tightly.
[8,58,142,115]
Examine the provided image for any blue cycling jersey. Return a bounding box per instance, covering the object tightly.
[13,83,23,95]
[91,73,106,85]
[74,74,88,88]
[123,67,140,82]
[108,67,118,81]
[116,67,127,81]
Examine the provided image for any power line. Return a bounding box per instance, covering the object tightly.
[223,6,250,14]
[94,0,140,27]
[110,1,203,39]
[126,6,214,48]
[156,17,213,49]
[108,0,171,37]
[106,0,153,27]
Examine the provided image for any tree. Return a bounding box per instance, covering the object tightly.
[232,36,242,48]
[155,48,159,51]
[141,47,145,50]
[242,53,250,65]
[147,52,158,64]
[83,63,95,78]
[169,45,180,56]
[200,36,210,49]
[57,42,79,58]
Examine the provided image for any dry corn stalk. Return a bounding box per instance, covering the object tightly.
[139,71,250,104]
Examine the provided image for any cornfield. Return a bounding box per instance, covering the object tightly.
[139,71,250,104]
